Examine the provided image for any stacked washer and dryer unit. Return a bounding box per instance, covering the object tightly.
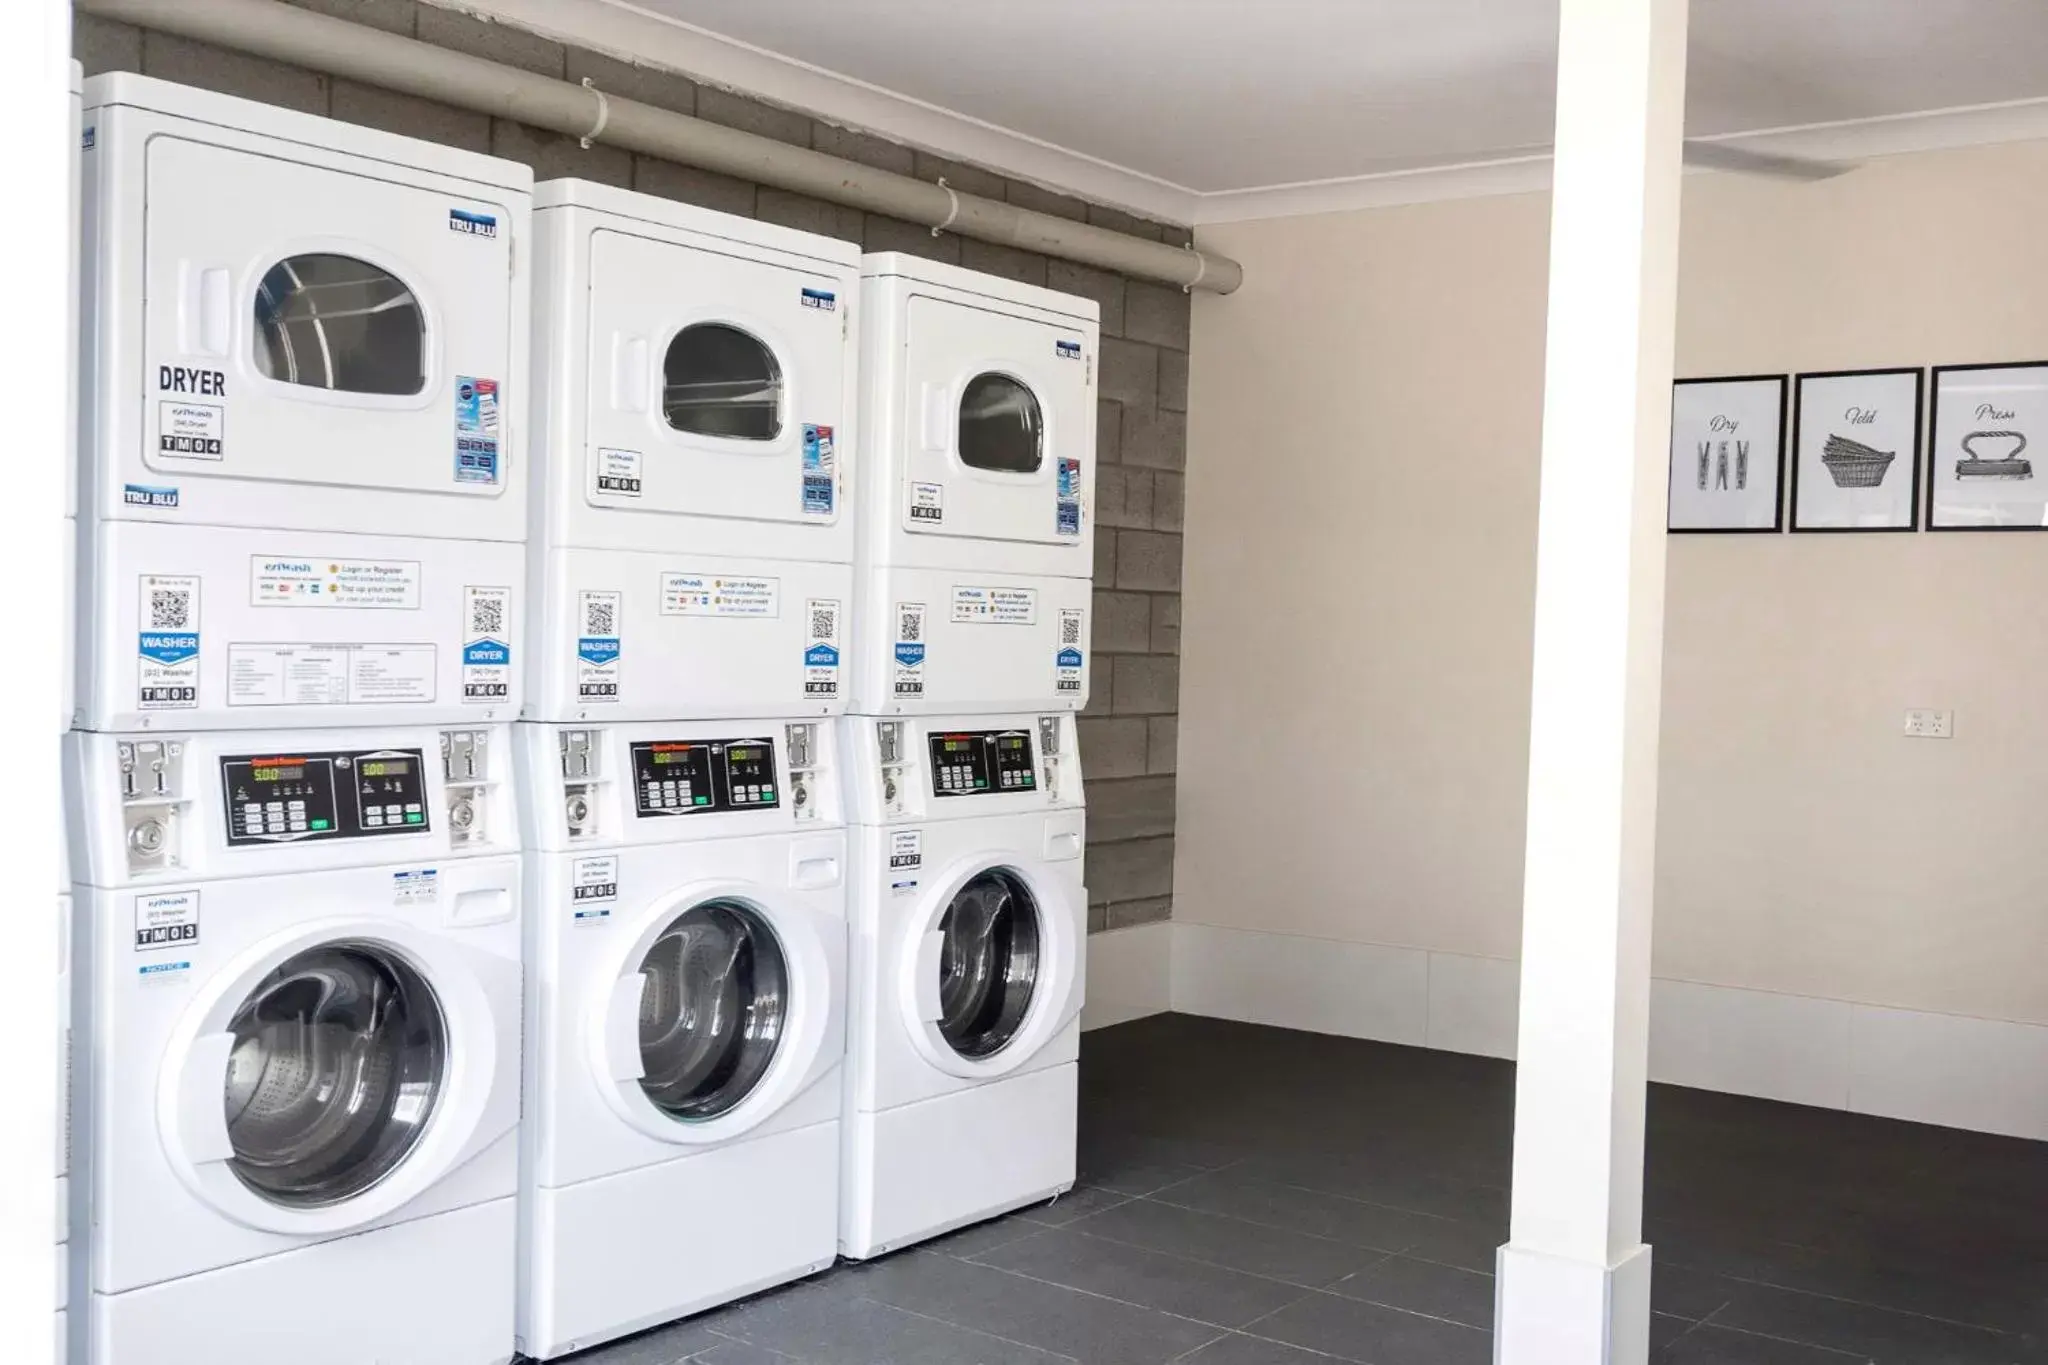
[69,75,530,1365]
[839,256,1099,1257]
[514,181,858,1359]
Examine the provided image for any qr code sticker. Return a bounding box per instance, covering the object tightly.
[585,597,616,636]
[810,602,838,641]
[898,608,922,641]
[1060,613,1082,645]
[151,588,192,630]
[470,594,504,637]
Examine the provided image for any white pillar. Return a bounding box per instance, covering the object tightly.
[0,0,69,1356]
[1496,1,1688,1361]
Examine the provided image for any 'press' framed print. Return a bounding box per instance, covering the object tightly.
[1791,368,1923,532]
[1668,375,1787,533]
[1929,362,2048,531]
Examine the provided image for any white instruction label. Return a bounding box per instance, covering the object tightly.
[572,856,619,922]
[137,573,201,711]
[392,869,439,906]
[133,890,199,951]
[157,400,224,459]
[892,601,927,698]
[250,557,422,610]
[888,829,923,871]
[660,573,780,618]
[909,481,945,524]
[576,590,622,703]
[595,447,642,497]
[226,644,436,707]
[952,585,1039,625]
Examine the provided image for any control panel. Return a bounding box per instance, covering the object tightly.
[221,748,429,846]
[928,730,1037,798]
[630,738,780,818]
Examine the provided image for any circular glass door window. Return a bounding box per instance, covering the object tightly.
[957,373,1044,473]
[221,942,446,1209]
[636,901,788,1121]
[935,869,1042,1059]
[662,324,784,440]
[253,254,426,395]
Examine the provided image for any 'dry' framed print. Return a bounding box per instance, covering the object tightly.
[1791,367,1923,532]
[1929,362,2048,531]
[1668,375,1787,533]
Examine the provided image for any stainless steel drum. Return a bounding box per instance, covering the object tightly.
[221,941,446,1208]
[253,252,426,396]
[935,868,1041,1060]
[635,900,788,1121]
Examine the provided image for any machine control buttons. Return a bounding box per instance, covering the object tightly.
[629,738,781,818]
[927,730,1037,799]
[220,748,428,845]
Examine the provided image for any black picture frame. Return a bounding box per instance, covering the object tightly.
[1668,374,1788,534]
[1927,361,2048,532]
[1790,367,1924,533]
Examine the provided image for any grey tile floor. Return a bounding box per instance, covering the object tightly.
[558,1013,2048,1364]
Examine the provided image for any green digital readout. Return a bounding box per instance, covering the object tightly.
[250,765,305,782]
[358,759,412,778]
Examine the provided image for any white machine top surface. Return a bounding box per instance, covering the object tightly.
[83,71,534,193]
[861,251,1101,323]
[536,177,861,265]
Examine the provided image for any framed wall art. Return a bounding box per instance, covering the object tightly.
[1928,362,2048,530]
[1791,368,1923,532]
[1668,375,1787,533]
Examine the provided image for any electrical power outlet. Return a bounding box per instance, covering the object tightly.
[1903,708,1953,739]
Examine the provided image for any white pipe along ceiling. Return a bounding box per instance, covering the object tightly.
[75,0,1245,293]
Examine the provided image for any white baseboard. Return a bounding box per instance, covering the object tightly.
[1080,922,1172,1031]
[1167,922,2048,1142]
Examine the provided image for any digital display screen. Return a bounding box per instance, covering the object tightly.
[250,764,305,783]
[729,747,760,762]
[358,759,412,778]
[652,749,694,766]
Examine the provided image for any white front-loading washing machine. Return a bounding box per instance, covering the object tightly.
[67,724,522,1365]
[528,180,858,722]
[515,720,846,1357]
[77,74,530,732]
[840,712,1086,1257]
[849,256,1099,716]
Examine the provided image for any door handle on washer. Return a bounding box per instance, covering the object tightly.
[790,854,840,890]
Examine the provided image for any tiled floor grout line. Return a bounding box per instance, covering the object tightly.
[1676,1263,2029,1336]
[930,1246,1280,1332]
[1161,1327,1237,1363]
[835,1290,1087,1363]
[1132,1188,1462,1263]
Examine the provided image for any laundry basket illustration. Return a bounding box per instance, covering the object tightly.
[1820,433,1896,488]
[1955,429,2033,480]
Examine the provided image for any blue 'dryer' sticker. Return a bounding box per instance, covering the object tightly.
[801,424,836,516]
[454,376,501,485]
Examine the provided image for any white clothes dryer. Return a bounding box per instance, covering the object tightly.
[839,712,1086,1257]
[67,724,522,1365]
[849,256,1099,716]
[515,720,846,1358]
[77,75,530,732]
[528,180,858,722]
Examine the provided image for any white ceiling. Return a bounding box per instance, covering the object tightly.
[471,0,2048,221]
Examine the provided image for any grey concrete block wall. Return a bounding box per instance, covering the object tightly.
[76,0,1191,935]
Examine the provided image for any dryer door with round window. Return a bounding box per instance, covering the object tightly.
[906,862,1082,1078]
[140,135,516,501]
[899,296,1094,549]
[583,230,850,532]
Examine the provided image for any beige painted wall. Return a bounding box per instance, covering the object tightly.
[1181,139,2048,1025]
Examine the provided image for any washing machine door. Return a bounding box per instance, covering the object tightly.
[142,135,516,500]
[593,882,844,1146]
[902,856,1084,1079]
[584,230,849,530]
[158,919,518,1236]
[897,296,1093,550]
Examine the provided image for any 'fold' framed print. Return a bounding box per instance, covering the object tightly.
[1791,368,1923,532]
[1929,361,2048,531]
[1668,375,1787,533]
